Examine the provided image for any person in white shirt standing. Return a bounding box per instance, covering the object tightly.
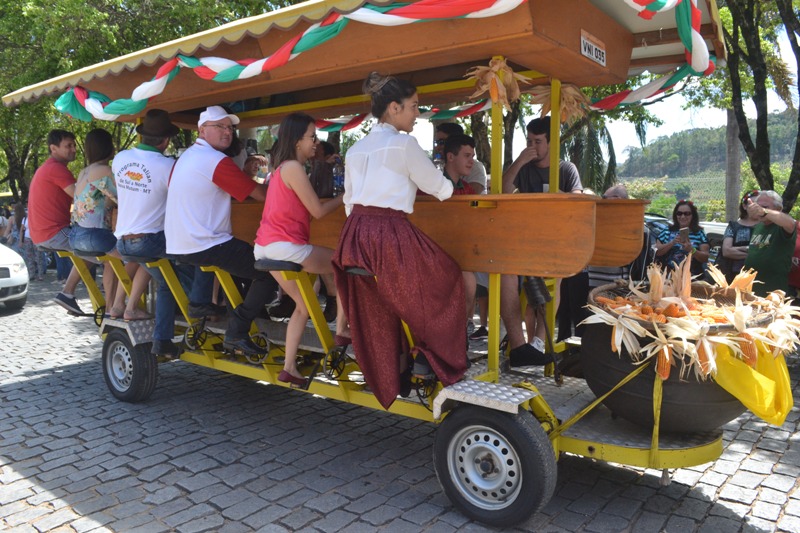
[332,72,467,410]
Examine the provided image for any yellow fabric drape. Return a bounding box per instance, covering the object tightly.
[713,343,793,426]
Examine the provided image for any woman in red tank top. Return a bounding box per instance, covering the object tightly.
[254,112,347,388]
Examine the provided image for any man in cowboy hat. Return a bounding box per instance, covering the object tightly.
[114,108,214,359]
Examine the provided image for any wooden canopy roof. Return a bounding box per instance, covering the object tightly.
[3,0,725,128]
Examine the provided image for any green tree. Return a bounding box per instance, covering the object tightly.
[684,1,799,212]
[0,0,300,200]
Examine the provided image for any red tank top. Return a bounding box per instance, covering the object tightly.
[255,165,311,246]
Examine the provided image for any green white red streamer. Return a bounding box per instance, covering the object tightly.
[54,0,718,123]
[314,100,492,132]
[591,0,715,112]
[55,0,526,121]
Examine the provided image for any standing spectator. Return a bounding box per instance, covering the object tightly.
[3,203,25,254]
[744,190,797,296]
[718,190,759,282]
[27,130,87,315]
[332,72,467,409]
[20,211,47,281]
[654,200,710,276]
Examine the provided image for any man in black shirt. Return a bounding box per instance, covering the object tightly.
[500,117,583,366]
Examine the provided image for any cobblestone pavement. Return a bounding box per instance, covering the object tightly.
[1,272,799,532]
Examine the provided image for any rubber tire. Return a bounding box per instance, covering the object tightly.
[4,295,26,310]
[433,406,557,527]
[102,328,158,403]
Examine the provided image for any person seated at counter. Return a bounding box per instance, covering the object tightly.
[434,122,486,193]
[332,72,467,410]
[254,112,347,389]
[164,106,278,358]
[500,116,583,366]
[243,154,270,184]
[442,134,478,330]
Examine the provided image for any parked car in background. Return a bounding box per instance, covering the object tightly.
[0,243,28,310]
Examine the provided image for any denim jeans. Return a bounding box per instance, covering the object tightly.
[117,231,213,341]
[69,225,117,254]
[180,237,278,339]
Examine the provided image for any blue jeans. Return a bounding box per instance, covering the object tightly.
[117,231,213,341]
[69,226,117,254]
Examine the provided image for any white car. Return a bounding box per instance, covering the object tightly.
[0,243,28,310]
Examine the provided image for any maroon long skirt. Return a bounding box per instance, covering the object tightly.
[332,205,467,409]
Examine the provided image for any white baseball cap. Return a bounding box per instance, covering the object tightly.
[198,106,240,127]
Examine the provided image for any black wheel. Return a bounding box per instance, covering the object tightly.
[323,347,347,379]
[184,324,207,351]
[93,305,106,327]
[248,334,271,364]
[4,295,26,310]
[102,329,158,403]
[433,406,557,527]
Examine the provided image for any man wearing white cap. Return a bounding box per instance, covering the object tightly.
[165,105,277,358]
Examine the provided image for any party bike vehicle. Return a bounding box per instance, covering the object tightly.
[8,0,794,527]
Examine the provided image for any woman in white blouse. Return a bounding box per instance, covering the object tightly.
[332,72,467,409]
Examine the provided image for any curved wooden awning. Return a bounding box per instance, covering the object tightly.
[3,0,725,129]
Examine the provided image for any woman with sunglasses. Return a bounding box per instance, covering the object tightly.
[655,199,710,276]
[718,191,760,282]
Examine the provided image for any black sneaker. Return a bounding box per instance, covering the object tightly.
[54,293,83,315]
[322,296,337,323]
[152,340,181,360]
[223,336,267,358]
[412,353,436,380]
[509,343,552,367]
[469,326,488,341]
[188,303,226,320]
[268,296,296,319]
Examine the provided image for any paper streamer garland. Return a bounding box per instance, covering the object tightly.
[54,0,717,122]
[55,0,526,121]
[314,100,492,133]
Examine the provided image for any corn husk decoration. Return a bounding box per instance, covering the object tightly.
[586,256,800,380]
[526,83,592,124]
[465,58,530,111]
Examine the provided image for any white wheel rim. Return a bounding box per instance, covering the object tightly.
[107,340,133,392]
[447,424,523,511]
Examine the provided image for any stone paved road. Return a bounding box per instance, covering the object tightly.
[1,273,799,532]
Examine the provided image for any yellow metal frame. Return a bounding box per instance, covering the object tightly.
[49,62,723,472]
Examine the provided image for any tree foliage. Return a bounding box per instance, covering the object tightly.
[619,109,797,179]
[0,0,299,202]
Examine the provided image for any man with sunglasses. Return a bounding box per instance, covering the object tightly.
[165,106,277,358]
[743,190,797,296]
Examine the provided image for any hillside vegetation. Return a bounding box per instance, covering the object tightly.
[619,109,797,180]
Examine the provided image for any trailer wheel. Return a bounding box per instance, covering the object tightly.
[102,329,158,403]
[433,406,556,527]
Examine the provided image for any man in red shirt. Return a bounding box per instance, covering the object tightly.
[28,130,86,315]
